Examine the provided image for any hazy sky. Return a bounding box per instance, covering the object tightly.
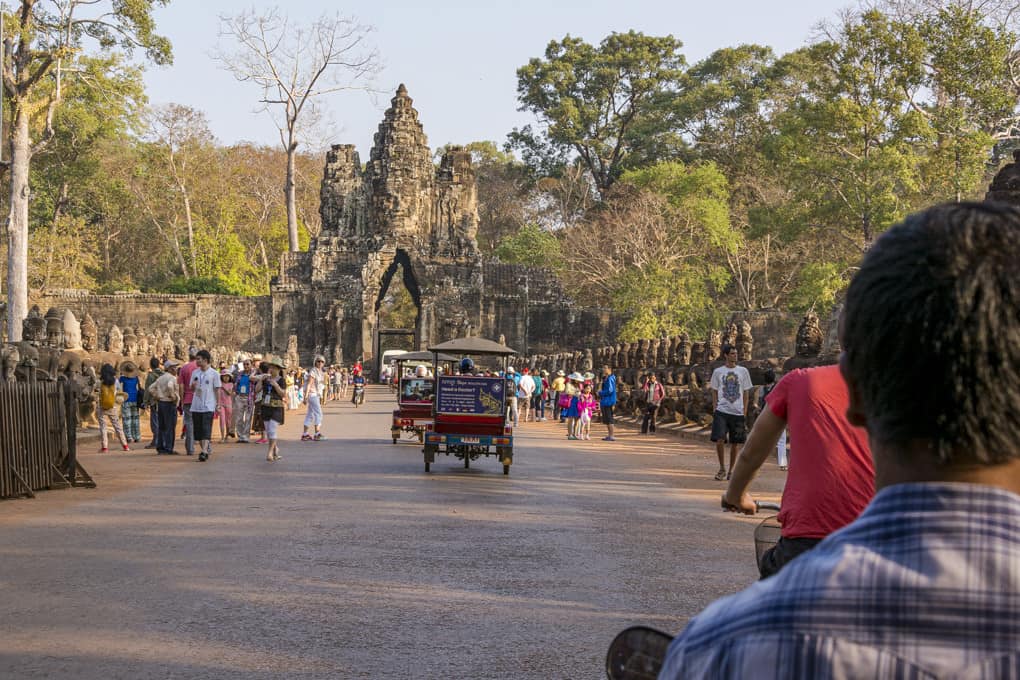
[143,0,855,157]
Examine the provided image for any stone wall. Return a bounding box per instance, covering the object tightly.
[32,293,273,352]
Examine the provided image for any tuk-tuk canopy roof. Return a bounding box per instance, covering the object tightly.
[427,337,518,356]
[395,351,458,364]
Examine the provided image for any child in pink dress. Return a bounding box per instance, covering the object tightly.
[217,373,235,443]
[577,383,598,441]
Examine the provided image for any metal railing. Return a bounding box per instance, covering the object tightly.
[0,378,90,499]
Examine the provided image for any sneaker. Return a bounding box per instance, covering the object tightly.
[301,433,312,441]
[257,438,268,444]
[779,465,789,471]
[198,452,208,462]
[122,445,130,451]
[313,433,323,441]
[100,447,108,453]
[144,443,156,449]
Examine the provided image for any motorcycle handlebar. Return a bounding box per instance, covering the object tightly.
[755,501,781,512]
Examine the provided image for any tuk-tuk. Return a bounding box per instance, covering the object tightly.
[390,351,456,444]
[423,337,517,475]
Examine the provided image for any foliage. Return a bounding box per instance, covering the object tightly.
[493,224,563,268]
[512,31,687,197]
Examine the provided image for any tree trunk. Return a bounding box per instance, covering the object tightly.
[6,105,32,342]
[183,190,197,275]
[285,141,299,252]
[43,181,69,291]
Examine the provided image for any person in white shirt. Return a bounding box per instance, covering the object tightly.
[709,344,752,480]
[302,356,327,441]
[189,349,222,462]
[517,368,536,423]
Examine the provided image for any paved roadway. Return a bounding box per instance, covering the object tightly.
[0,386,784,679]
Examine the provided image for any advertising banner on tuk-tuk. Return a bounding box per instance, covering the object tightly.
[436,376,505,416]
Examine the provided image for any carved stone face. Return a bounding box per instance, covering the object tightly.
[124,332,138,356]
[796,312,824,358]
[82,314,98,352]
[107,325,124,354]
[706,331,722,361]
[63,310,81,350]
[23,305,47,345]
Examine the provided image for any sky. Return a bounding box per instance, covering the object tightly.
[143,0,856,157]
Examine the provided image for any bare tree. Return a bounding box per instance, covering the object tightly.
[216,8,378,253]
[1,0,170,340]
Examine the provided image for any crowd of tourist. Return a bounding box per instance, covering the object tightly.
[93,349,366,464]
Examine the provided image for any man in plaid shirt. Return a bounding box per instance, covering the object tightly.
[660,202,1020,679]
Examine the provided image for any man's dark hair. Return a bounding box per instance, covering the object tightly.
[149,357,160,370]
[196,349,212,363]
[842,202,1020,465]
[721,343,736,356]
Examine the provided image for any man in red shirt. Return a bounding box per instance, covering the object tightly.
[177,346,198,456]
[722,364,874,577]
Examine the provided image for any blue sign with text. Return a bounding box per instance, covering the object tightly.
[436,376,506,416]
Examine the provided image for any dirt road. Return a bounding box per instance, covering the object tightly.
[0,386,783,679]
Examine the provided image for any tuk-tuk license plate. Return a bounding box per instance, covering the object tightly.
[460,437,480,444]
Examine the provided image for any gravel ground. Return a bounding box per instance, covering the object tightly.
[0,386,784,679]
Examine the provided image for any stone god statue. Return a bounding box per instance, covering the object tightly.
[63,310,82,351]
[722,322,738,349]
[582,348,593,373]
[135,327,150,357]
[22,305,47,346]
[81,314,98,352]
[795,312,824,358]
[676,333,691,366]
[736,321,754,361]
[705,330,722,362]
[690,341,705,365]
[123,328,138,357]
[107,325,124,354]
[44,307,65,349]
[1,343,20,382]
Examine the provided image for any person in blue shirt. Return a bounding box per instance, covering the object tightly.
[597,364,617,441]
[119,362,142,443]
[233,359,254,443]
[659,202,1020,679]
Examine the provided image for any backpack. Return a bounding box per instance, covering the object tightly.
[100,383,117,410]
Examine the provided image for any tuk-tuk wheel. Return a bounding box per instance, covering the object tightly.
[425,461,430,472]
[503,464,510,475]
[464,455,470,469]
[392,438,398,444]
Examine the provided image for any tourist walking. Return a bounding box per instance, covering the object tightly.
[233,358,255,443]
[152,359,181,454]
[302,355,327,441]
[640,373,665,434]
[551,370,566,421]
[178,346,198,456]
[97,363,129,452]
[505,366,520,426]
[533,370,547,421]
[142,357,163,449]
[577,382,597,440]
[119,361,143,443]
[260,357,287,462]
[188,349,221,462]
[563,373,582,439]
[330,366,342,401]
[709,343,753,480]
[252,361,268,443]
[518,368,535,423]
[598,365,618,442]
[217,371,235,443]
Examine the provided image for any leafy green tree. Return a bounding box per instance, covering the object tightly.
[512,31,686,198]
[2,0,172,340]
[493,223,562,268]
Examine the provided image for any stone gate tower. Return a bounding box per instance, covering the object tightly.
[271,85,485,365]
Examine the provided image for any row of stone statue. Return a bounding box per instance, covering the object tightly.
[508,313,826,379]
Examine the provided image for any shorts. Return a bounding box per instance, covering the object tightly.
[711,411,747,443]
[265,419,279,439]
[191,411,214,441]
[601,405,614,425]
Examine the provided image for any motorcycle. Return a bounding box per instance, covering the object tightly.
[352,384,365,407]
[605,500,781,679]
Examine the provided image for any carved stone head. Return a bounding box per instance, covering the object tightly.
[22,305,47,346]
[81,314,98,352]
[107,325,124,354]
[677,333,691,365]
[736,320,754,361]
[44,307,65,349]
[795,312,824,358]
[123,328,138,356]
[63,310,82,350]
[706,330,722,362]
